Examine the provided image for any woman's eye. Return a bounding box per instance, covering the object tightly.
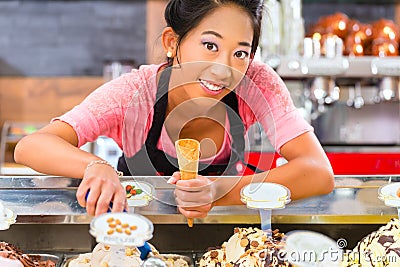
[203,42,218,52]
[235,51,249,59]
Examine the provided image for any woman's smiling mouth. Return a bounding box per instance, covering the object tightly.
[199,79,225,95]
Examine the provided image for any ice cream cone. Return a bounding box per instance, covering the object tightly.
[175,138,200,227]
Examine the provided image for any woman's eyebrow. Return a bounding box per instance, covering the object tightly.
[202,30,223,38]
[201,30,252,47]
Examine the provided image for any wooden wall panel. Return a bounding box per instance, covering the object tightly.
[0,77,104,127]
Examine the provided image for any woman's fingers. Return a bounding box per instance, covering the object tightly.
[76,181,90,208]
[84,187,101,216]
[78,165,126,215]
[178,206,209,219]
[174,177,214,203]
[167,171,181,184]
[111,185,128,213]
[173,175,215,218]
[175,177,213,191]
[174,190,213,206]
[95,188,115,216]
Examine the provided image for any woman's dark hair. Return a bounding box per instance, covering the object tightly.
[164,0,264,65]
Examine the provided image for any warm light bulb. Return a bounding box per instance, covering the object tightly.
[312,32,322,41]
[355,44,363,55]
[383,26,391,35]
[388,44,396,54]
[338,21,346,31]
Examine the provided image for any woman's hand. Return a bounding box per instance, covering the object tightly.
[76,163,127,216]
[168,172,215,219]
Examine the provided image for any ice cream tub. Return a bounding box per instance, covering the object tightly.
[61,255,83,267]
[61,253,193,267]
[284,230,342,267]
[0,201,17,230]
[0,252,61,267]
[158,254,194,267]
[89,213,153,247]
[28,254,61,267]
[378,182,400,207]
[240,182,291,209]
[121,181,154,207]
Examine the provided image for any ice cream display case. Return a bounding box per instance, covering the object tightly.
[1,175,400,266]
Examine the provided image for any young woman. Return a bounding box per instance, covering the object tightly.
[14,0,334,217]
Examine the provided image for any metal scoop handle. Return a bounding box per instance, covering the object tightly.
[85,190,127,213]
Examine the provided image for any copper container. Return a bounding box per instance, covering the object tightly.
[371,37,399,57]
[343,20,373,56]
[320,12,350,39]
[372,19,400,43]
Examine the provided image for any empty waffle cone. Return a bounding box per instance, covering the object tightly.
[175,139,200,180]
[175,138,200,227]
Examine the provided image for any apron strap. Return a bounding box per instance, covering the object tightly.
[222,92,264,174]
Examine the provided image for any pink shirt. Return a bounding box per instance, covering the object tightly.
[55,60,312,162]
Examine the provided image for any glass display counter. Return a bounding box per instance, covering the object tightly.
[0,175,399,254]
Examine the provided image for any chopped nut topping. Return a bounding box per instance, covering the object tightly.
[104,216,138,236]
[250,240,259,248]
[210,250,219,258]
[240,238,249,247]
[125,248,134,256]
[107,229,114,235]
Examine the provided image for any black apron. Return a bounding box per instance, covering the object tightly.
[117,67,263,176]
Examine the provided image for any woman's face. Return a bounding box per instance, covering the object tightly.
[170,4,254,103]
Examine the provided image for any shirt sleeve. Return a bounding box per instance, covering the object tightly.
[236,61,313,153]
[53,65,159,156]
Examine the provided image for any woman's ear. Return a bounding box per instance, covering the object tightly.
[162,27,178,57]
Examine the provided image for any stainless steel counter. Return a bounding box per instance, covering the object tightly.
[0,175,399,225]
[1,175,399,253]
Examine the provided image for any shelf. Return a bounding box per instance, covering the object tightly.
[276,56,400,78]
[1,163,44,175]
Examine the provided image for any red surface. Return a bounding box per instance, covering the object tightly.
[326,152,400,175]
[245,151,400,175]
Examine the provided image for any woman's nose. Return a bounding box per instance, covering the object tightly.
[209,62,232,80]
